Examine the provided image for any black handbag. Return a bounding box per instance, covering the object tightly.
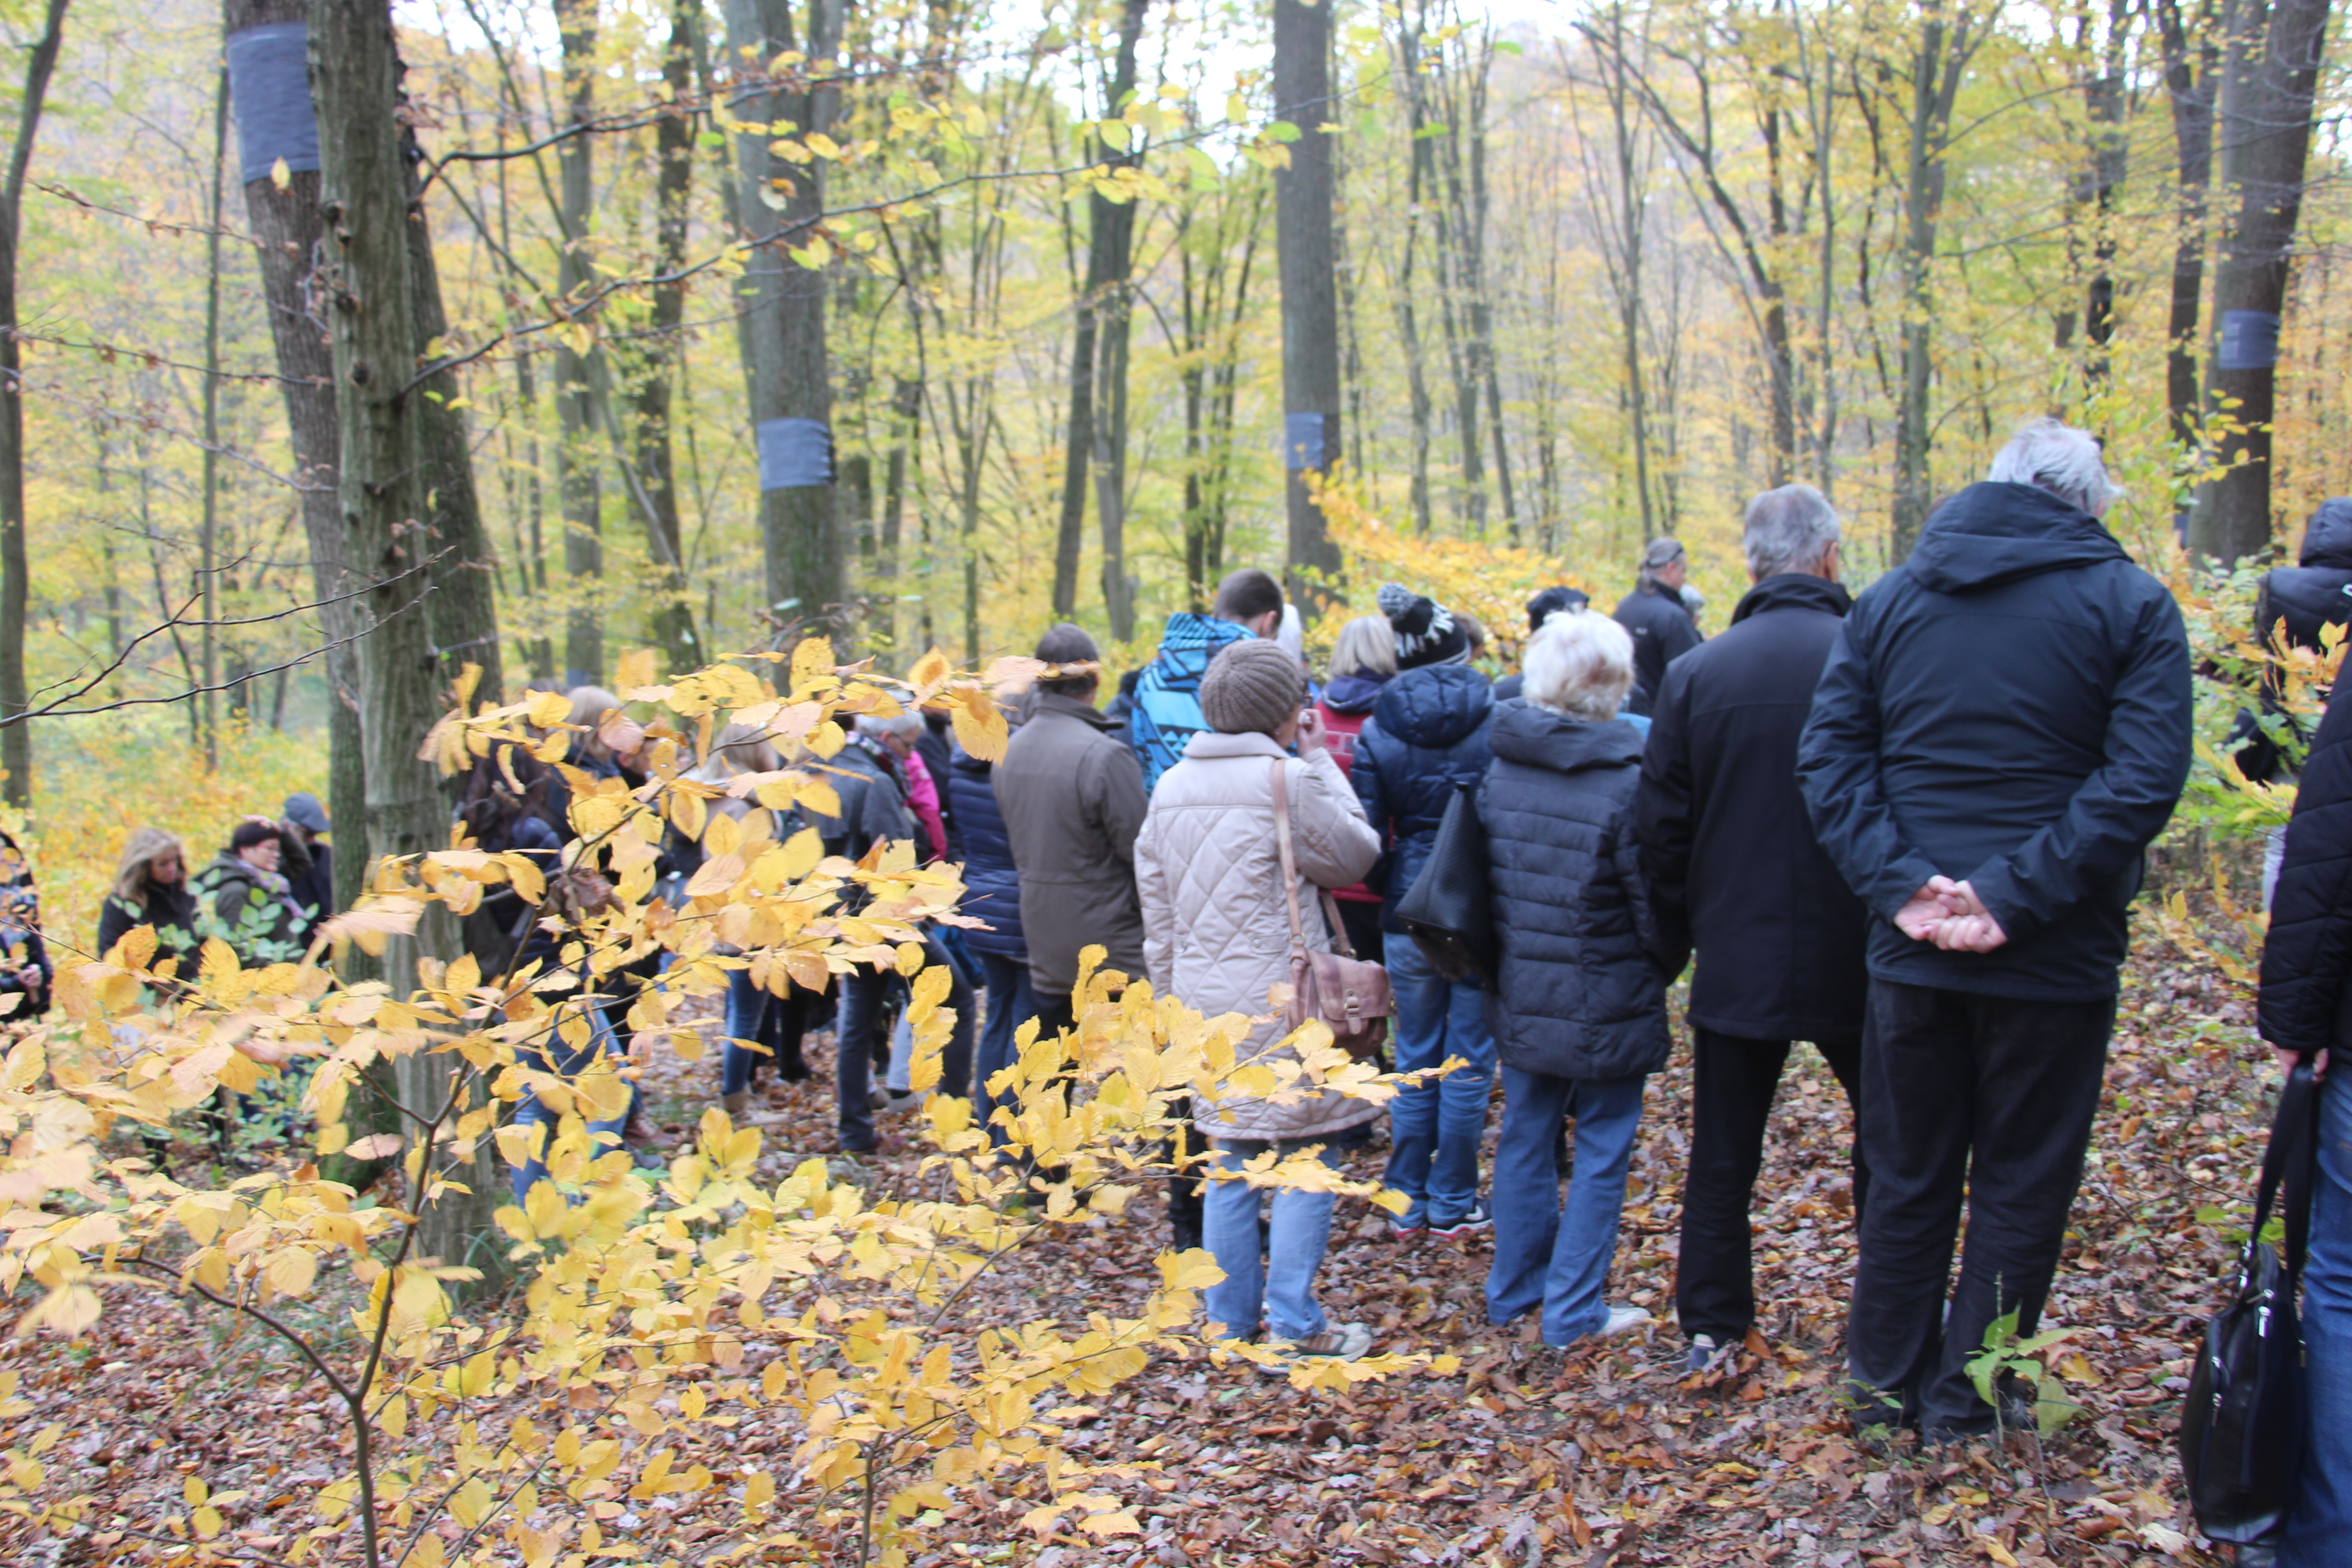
[2181,1058,2318,1546]
[1391,781,1496,987]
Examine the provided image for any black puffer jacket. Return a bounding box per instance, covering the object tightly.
[1353,665,1494,934]
[1639,573,1869,1045]
[2259,679,2352,1054]
[1478,701,1671,1079]
[2238,498,2352,782]
[1798,482,2192,1002]
[946,744,1024,958]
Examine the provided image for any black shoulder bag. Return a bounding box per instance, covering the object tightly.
[2181,1058,2318,1547]
[1391,781,1496,988]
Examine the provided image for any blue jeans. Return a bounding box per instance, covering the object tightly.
[1486,1067,1646,1345]
[974,949,1034,1147]
[1203,1137,1343,1342]
[510,1006,632,1203]
[1383,940,1495,1227]
[2285,1068,2352,1565]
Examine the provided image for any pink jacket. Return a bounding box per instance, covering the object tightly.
[904,750,947,862]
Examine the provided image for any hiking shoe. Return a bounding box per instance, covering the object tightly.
[1257,1322,1374,1373]
[1596,1304,1654,1340]
[1427,1200,1492,1240]
[1686,1333,1731,1374]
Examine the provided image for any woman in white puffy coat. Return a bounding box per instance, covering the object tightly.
[1134,638,1382,1363]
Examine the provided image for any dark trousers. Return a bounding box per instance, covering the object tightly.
[1846,978,2113,1436]
[1676,1028,1866,1346]
[1029,987,1202,1245]
[835,934,975,1152]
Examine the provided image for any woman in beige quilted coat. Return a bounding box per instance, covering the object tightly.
[1135,637,1382,1364]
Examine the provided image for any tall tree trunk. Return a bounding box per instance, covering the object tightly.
[555,0,602,682]
[1891,5,1977,557]
[226,0,366,908]
[726,0,843,645]
[201,67,228,768]
[309,0,503,1284]
[0,0,67,808]
[2189,0,2330,563]
[2159,0,2221,458]
[1273,0,1343,603]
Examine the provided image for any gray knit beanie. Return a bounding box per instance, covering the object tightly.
[1199,637,1308,736]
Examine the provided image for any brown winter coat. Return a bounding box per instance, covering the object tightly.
[1134,732,1382,1143]
[995,691,1152,998]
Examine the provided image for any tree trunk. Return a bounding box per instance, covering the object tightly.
[1890,6,1976,558]
[309,0,502,1285]
[226,0,366,908]
[2159,0,2221,458]
[0,0,67,808]
[2188,0,2331,563]
[201,68,228,769]
[1273,0,1343,603]
[554,0,602,683]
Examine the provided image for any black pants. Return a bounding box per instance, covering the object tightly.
[1845,979,2113,1436]
[835,935,974,1152]
[1675,1027,1866,1345]
[1030,988,1204,1245]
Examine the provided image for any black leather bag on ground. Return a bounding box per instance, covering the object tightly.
[2181,1058,2318,1546]
[1391,781,1496,988]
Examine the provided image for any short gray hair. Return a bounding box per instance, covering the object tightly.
[1522,609,1634,722]
[1987,417,2119,518]
[1744,484,1842,577]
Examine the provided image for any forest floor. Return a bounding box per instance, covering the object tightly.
[2,923,2276,1568]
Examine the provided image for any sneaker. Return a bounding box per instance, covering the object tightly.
[877,1090,922,1116]
[1388,1215,1427,1241]
[1596,1304,1653,1340]
[1427,1200,1492,1240]
[1256,1321,1374,1373]
[1686,1333,1730,1374]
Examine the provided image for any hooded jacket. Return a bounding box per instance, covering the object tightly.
[2238,499,2352,782]
[1130,614,1255,792]
[1134,733,1382,1141]
[1479,702,1671,1080]
[997,691,1151,996]
[1612,583,1702,714]
[195,850,310,967]
[2259,677,2352,1054]
[1317,671,1392,906]
[1797,481,2193,1001]
[1638,573,1868,1044]
[1352,665,1496,935]
[946,744,1024,958]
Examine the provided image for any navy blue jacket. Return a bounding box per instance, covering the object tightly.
[946,744,1024,958]
[1352,665,1494,935]
[1797,482,2193,1001]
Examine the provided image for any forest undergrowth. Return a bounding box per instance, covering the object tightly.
[0,879,2274,1568]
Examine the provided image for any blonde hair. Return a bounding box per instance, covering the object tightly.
[568,686,622,760]
[703,720,781,777]
[1328,615,1398,684]
[1523,610,1635,721]
[113,827,185,902]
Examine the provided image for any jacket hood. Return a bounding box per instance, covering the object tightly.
[1730,573,1853,626]
[1488,700,1643,774]
[2303,498,2352,568]
[1321,672,1389,715]
[1150,612,1252,676]
[1905,482,2128,594]
[1372,664,1493,750]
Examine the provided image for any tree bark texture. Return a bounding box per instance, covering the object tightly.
[309,0,502,1285]
[554,0,603,683]
[1272,0,1344,605]
[1890,7,1976,558]
[2159,0,2222,456]
[2189,0,2333,564]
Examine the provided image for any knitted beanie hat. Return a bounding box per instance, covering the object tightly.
[1199,636,1308,736]
[1376,581,1471,669]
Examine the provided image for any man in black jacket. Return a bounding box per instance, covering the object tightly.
[1797,418,2191,1439]
[1613,538,1702,714]
[2258,679,2352,1561]
[1638,484,1870,1374]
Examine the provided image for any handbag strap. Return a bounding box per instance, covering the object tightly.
[2246,1058,2320,1287]
[1269,758,1358,962]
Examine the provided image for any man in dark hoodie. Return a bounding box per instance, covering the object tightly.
[1797,419,2191,1439]
[1639,484,1870,1374]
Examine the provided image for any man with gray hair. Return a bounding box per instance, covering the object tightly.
[1798,418,2191,1440]
[1637,483,1871,1373]
[1613,537,1703,714]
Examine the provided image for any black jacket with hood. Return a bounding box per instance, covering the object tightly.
[2237,498,2352,782]
[1352,665,1495,934]
[1639,573,1869,1044]
[2259,678,2352,1055]
[1478,701,1671,1079]
[1796,481,2192,1002]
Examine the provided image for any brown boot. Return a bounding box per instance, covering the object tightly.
[721,1091,752,1121]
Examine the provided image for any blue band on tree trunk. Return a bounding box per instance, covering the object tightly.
[756,418,833,490]
[2217,310,2282,372]
[226,23,321,187]
[1284,411,1325,471]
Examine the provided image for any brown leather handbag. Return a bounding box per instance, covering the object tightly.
[1270,758,1392,1059]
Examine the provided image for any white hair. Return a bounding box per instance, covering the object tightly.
[1744,484,1842,577]
[1523,609,1635,722]
[855,712,924,741]
[1987,417,2120,518]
